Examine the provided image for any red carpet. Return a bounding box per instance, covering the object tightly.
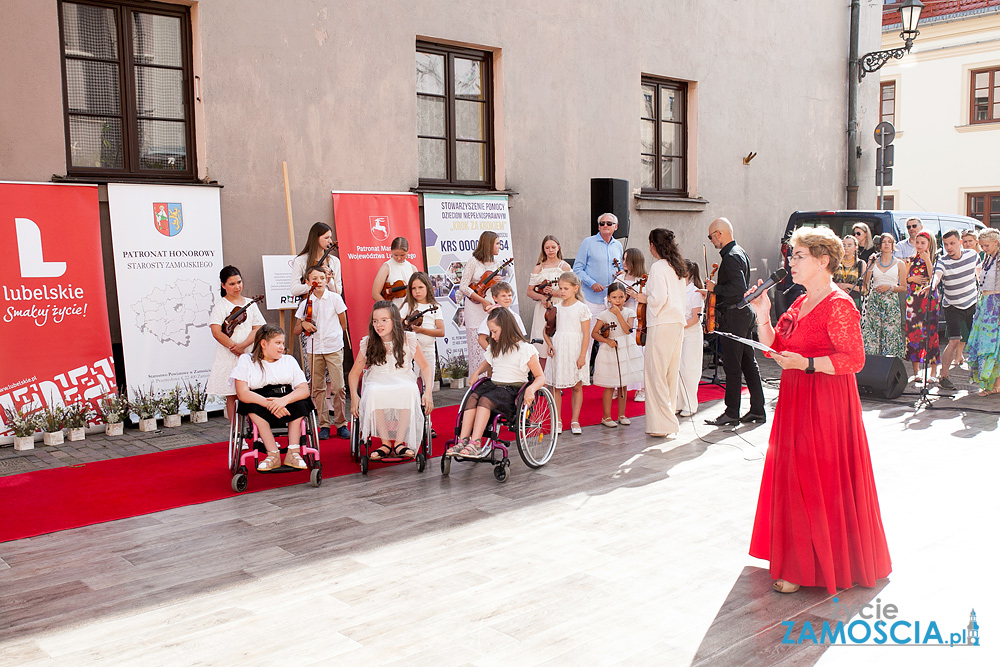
[0,383,732,542]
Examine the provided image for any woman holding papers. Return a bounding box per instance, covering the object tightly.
[745,226,891,595]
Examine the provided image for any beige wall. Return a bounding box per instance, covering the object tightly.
[2,0,881,337]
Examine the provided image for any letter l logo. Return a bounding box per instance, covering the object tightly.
[15,218,67,278]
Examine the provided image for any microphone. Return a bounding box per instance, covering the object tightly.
[736,268,787,309]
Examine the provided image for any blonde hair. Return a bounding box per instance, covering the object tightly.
[852,222,873,251]
[558,271,584,303]
[789,226,844,274]
[977,228,998,245]
[535,235,564,265]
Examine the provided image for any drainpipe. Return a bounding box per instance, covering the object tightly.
[847,0,860,209]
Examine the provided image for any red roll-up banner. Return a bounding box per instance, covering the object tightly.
[332,192,423,356]
[0,183,117,435]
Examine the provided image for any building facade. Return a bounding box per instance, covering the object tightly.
[878,0,1000,225]
[2,0,881,353]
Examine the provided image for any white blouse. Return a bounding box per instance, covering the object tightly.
[229,354,307,391]
[485,341,538,384]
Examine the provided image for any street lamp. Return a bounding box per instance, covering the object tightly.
[859,0,925,81]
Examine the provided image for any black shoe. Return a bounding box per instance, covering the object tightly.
[740,412,767,424]
[938,376,956,390]
[319,427,330,440]
[705,413,740,426]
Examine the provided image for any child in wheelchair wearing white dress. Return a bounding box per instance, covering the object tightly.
[447,307,545,458]
[231,324,314,471]
[348,301,434,460]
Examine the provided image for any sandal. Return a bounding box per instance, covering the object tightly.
[393,445,415,459]
[369,445,392,460]
[978,388,1000,397]
[571,422,582,435]
[283,447,307,469]
[258,451,282,472]
[446,438,468,456]
[601,418,618,428]
[459,440,483,457]
[773,579,800,594]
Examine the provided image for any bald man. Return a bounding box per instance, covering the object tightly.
[705,218,765,425]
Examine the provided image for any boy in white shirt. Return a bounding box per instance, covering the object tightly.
[294,265,350,439]
[478,282,526,350]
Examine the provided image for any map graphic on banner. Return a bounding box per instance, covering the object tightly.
[0,182,117,437]
[421,193,518,369]
[108,184,225,418]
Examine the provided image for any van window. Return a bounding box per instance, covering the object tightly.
[786,215,885,241]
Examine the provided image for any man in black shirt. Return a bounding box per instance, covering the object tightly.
[704,218,766,425]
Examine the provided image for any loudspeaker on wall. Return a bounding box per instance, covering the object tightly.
[591,178,629,239]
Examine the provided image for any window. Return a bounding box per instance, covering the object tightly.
[58,0,195,179]
[880,81,895,126]
[416,42,493,187]
[968,192,1000,228]
[641,77,687,195]
[970,67,1000,124]
[877,194,894,210]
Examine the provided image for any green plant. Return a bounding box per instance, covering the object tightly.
[160,386,181,415]
[64,401,95,429]
[98,390,128,424]
[449,354,469,378]
[130,386,160,420]
[183,380,208,412]
[38,402,66,433]
[3,404,40,438]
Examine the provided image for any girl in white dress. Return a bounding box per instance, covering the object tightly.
[592,283,644,427]
[460,231,503,379]
[543,272,592,434]
[348,301,434,460]
[230,325,314,472]
[526,235,571,367]
[399,272,444,374]
[621,247,648,402]
[208,266,265,422]
[371,237,418,307]
[677,261,706,417]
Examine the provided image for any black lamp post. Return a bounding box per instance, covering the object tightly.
[859,0,925,81]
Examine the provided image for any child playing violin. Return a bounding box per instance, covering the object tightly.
[592,282,643,427]
[371,237,417,307]
[208,266,265,422]
[399,272,445,373]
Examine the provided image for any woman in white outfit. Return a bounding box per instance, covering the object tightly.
[526,235,571,367]
[676,261,706,417]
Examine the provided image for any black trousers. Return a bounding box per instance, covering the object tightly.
[717,307,765,417]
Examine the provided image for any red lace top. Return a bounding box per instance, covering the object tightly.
[770,290,866,375]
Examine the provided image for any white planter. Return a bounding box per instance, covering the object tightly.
[433,380,441,391]
[138,418,157,432]
[105,422,124,436]
[14,435,35,451]
[453,377,466,389]
[43,430,64,446]
[163,414,182,428]
[68,427,86,441]
[190,410,208,424]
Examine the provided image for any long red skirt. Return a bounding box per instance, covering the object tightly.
[749,370,892,593]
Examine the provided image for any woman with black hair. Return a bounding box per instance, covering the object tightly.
[629,229,688,437]
[208,265,265,421]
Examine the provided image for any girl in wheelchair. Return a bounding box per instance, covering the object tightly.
[230,324,314,471]
[447,307,546,458]
[348,301,434,460]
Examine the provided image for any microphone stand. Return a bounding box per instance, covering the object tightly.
[915,253,941,411]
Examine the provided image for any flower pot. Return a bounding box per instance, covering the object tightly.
[163,414,182,428]
[190,410,208,424]
[14,435,34,451]
[43,430,64,446]
[68,427,86,442]
[453,377,466,389]
[433,380,441,391]
[138,418,157,432]
[105,422,124,436]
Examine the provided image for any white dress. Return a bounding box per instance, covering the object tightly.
[622,271,646,392]
[460,257,500,376]
[382,259,417,308]
[358,332,423,446]
[592,307,644,388]
[677,282,706,414]
[207,297,266,396]
[528,265,566,358]
[549,299,592,388]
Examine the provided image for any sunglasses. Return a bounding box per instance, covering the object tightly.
[707,231,719,240]
[853,231,864,236]
[598,221,615,227]
[907,224,919,229]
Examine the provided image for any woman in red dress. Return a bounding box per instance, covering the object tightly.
[747,226,891,594]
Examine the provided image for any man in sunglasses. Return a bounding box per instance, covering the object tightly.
[895,217,923,260]
[704,217,766,426]
[574,212,625,370]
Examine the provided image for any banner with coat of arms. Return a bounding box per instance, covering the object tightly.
[107,184,225,418]
[331,191,423,357]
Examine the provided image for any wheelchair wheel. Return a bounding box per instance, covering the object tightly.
[228,413,248,474]
[416,452,426,472]
[231,472,248,493]
[310,463,323,487]
[441,450,451,476]
[350,415,361,463]
[515,386,558,468]
[360,455,369,476]
[493,462,509,483]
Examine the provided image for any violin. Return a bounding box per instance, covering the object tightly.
[221,295,264,338]
[612,258,626,282]
[599,320,618,339]
[544,297,557,337]
[301,242,339,284]
[470,258,515,297]
[531,279,557,296]
[703,243,719,334]
[381,280,407,300]
[633,275,648,346]
[302,284,317,337]
[404,304,440,331]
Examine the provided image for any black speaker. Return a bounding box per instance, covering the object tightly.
[856,355,907,399]
[591,178,629,239]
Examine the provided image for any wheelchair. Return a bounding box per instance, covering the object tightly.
[442,377,558,482]
[228,400,322,492]
[349,377,432,476]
